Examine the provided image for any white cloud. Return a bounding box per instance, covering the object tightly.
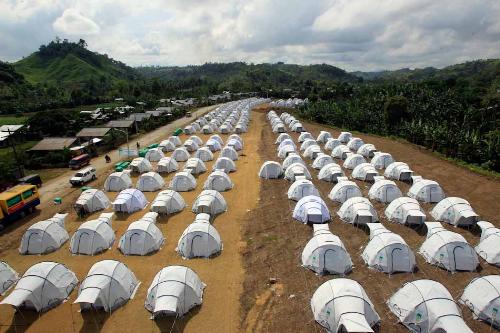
[0,0,499,71]
[53,8,100,36]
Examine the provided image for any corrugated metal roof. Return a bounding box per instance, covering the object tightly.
[29,137,77,151]
[0,125,24,132]
[76,127,111,137]
[106,120,135,128]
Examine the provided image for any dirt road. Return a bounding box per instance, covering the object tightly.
[240,107,500,332]
[38,105,219,208]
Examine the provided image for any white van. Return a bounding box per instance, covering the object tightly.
[70,166,97,186]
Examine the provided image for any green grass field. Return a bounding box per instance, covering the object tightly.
[0,116,28,125]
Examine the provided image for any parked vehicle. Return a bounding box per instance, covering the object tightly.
[69,154,91,170]
[70,167,97,186]
[0,184,40,225]
[17,174,42,188]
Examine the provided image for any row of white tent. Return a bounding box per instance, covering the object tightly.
[0,261,205,318]
[21,189,228,256]
[269,98,307,109]
[312,276,500,333]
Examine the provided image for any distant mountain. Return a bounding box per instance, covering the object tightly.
[352,59,500,82]
[14,39,138,84]
[137,62,359,91]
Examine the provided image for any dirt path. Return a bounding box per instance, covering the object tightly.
[38,105,219,207]
[0,104,263,333]
[241,108,500,332]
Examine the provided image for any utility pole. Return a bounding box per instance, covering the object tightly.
[7,128,25,178]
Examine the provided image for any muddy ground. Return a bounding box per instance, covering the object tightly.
[0,111,261,333]
[240,107,500,333]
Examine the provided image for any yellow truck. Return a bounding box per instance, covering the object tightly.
[0,184,40,225]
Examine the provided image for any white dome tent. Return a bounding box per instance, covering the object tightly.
[259,161,283,179]
[74,189,110,215]
[227,138,243,151]
[169,171,197,192]
[384,162,414,181]
[145,266,206,318]
[150,190,186,215]
[287,179,319,201]
[362,223,416,274]
[284,163,312,181]
[298,132,313,143]
[209,134,223,145]
[419,222,479,272]
[118,212,165,255]
[168,136,182,147]
[195,147,214,162]
[346,137,365,151]
[385,197,426,225]
[176,217,223,259]
[337,131,352,143]
[183,139,199,152]
[316,131,332,143]
[275,133,292,144]
[189,135,203,146]
[112,189,148,213]
[203,170,233,191]
[311,278,380,333]
[343,153,366,169]
[145,148,165,162]
[171,147,190,162]
[159,139,175,152]
[278,145,296,158]
[278,138,296,152]
[328,179,362,203]
[317,163,344,183]
[220,146,238,161]
[205,139,222,152]
[303,145,322,160]
[388,279,473,333]
[184,157,207,175]
[129,157,152,174]
[302,224,352,275]
[460,275,500,328]
[0,261,18,295]
[0,262,78,312]
[292,195,330,224]
[136,172,165,192]
[352,163,379,182]
[202,124,214,134]
[311,154,334,170]
[282,154,305,170]
[332,145,351,160]
[408,179,445,203]
[291,122,304,132]
[475,221,500,266]
[430,197,478,227]
[370,152,394,169]
[70,212,115,255]
[192,190,227,215]
[156,157,178,174]
[357,143,377,158]
[213,157,236,173]
[337,197,378,225]
[104,172,133,192]
[183,125,195,135]
[324,138,342,152]
[300,139,317,152]
[368,179,402,203]
[19,213,69,255]
[74,260,140,312]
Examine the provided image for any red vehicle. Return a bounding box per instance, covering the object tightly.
[69,154,91,170]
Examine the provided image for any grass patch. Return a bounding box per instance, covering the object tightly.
[0,116,28,125]
[0,141,37,160]
[25,168,66,183]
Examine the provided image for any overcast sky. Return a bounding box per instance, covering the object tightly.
[1,0,500,71]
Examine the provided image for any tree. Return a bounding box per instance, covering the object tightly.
[77,39,87,49]
[384,95,409,128]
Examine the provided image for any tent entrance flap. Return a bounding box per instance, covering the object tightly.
[355,210,372,224]
[75,288,101,305]
[338,313,374,332]
[154,296,178,317]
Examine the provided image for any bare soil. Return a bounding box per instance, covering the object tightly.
[240,108,500,333]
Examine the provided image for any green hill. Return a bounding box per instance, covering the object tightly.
[14,39,138,84]
[137,62,359,92]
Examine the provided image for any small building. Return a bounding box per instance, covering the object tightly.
[29,137,78,152]
[0,125,25,147]
[76,127,112,146]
